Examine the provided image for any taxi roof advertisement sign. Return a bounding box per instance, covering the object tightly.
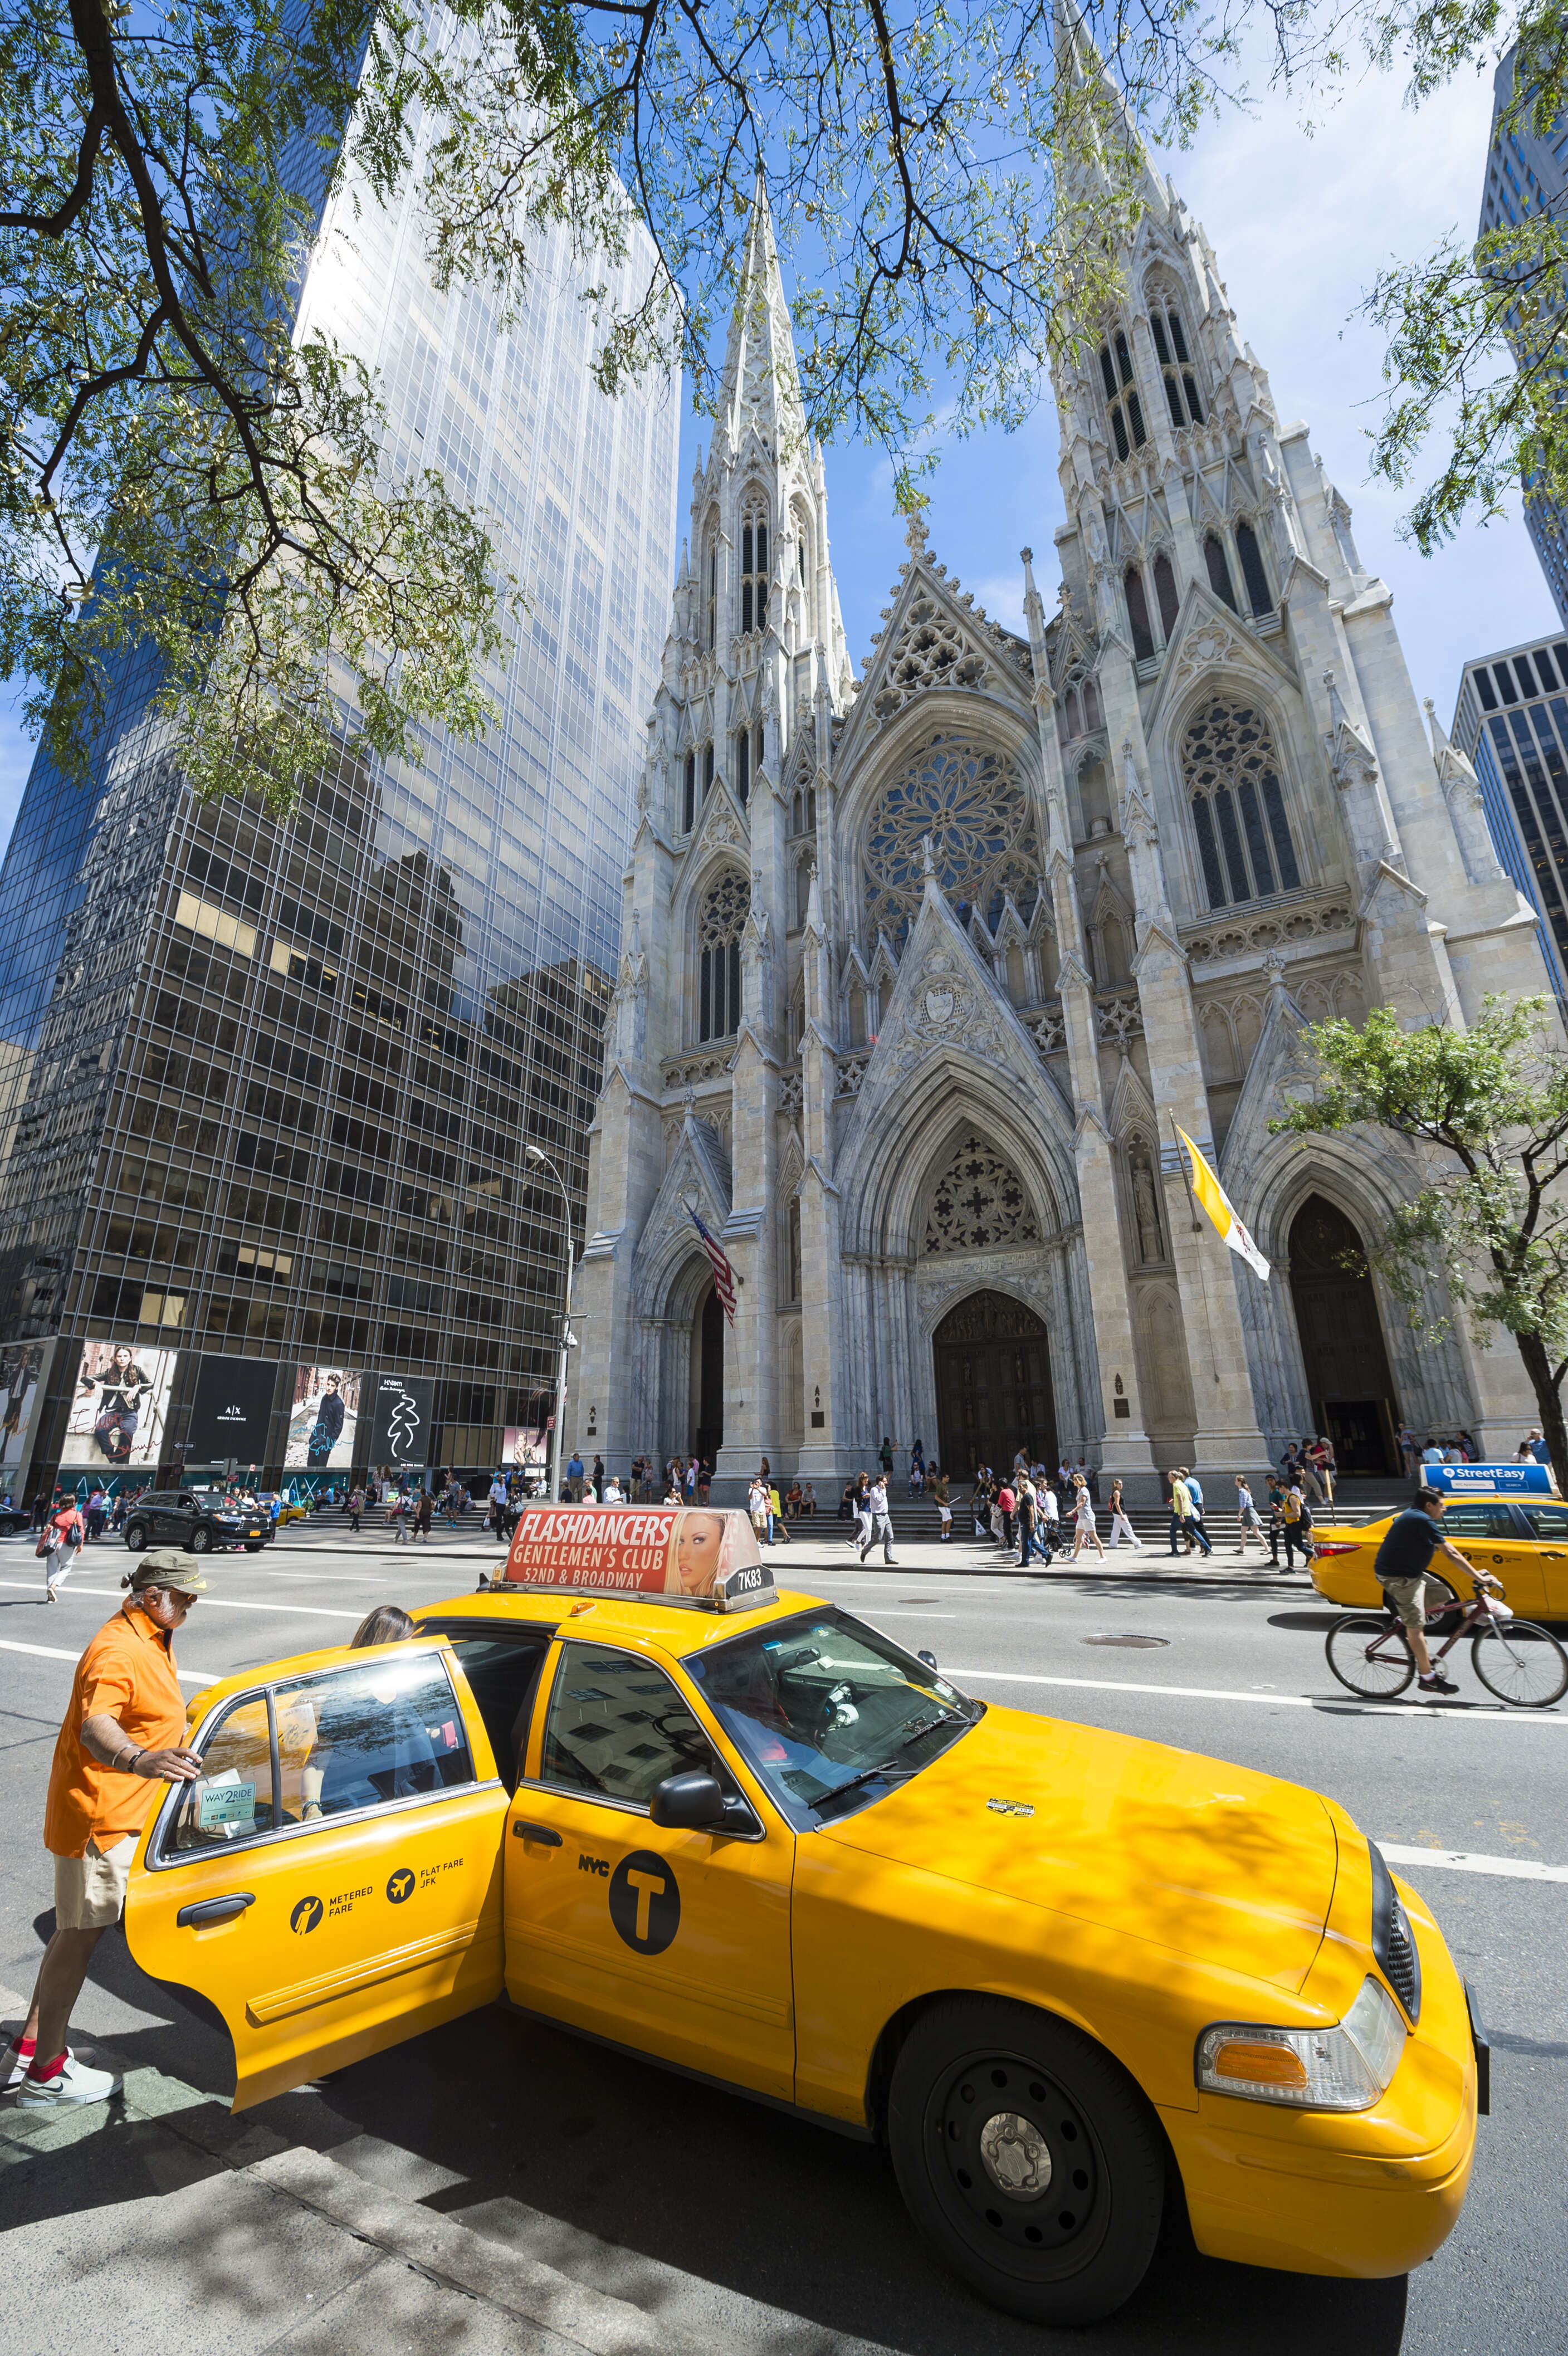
[504,1505,774,1610]
[1422,1460,1559,1495]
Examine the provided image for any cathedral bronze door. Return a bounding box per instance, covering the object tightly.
[932,1292,1056,1480]
[1287,1195,1398,1474]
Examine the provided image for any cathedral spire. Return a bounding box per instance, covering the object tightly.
[1052,0,1170,216]
[715,174,808,461]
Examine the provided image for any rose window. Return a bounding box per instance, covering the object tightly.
[922,1136,1041,1256]
[864,733,1038,942]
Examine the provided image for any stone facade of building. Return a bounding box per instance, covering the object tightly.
[571,27,1555,1501]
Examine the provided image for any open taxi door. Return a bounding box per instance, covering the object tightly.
[124,1639,508,2110]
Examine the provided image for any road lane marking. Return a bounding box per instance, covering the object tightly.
[1377,1841,1568,1883]
[0,1637,211,1684]
[0,1579,362,1620]
[861,1611,958,1620]
[951,1666,1566,1722]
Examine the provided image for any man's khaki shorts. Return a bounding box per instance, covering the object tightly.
[1380,1574,1447,1634]
[54,1835,134,1930]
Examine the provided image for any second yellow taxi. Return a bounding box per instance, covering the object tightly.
[1311,1490,1568,1617]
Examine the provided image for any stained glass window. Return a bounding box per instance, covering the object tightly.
[697,872,748,1042]
[1181,700,1301,911]
[864,734,1038,942]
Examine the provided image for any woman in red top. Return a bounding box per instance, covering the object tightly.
[41,1496,86,1604]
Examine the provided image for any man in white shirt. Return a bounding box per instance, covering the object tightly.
[859,1476,896,1564]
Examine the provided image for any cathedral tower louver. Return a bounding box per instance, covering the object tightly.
[572,21,1555,1501]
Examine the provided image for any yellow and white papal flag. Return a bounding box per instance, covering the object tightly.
[1174,1125,1271,1282]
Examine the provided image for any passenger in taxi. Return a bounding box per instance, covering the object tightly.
[297,1606,431,1820]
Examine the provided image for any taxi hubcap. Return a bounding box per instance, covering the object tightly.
[931,2056,1098,2258]
[978,2110,1052,2198]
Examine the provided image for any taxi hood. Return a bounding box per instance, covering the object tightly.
[817,1704,1339,1993]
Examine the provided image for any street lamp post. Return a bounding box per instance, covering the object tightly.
[525,1144,574,1504]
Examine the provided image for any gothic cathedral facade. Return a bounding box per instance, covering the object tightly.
[571,32,1555,1502]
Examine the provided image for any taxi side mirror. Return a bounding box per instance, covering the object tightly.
[650,1771,726,1830]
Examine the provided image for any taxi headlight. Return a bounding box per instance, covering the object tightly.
[1196,1977,1408,2110]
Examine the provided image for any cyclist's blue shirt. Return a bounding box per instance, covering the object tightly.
[1373,1509,1445,1582]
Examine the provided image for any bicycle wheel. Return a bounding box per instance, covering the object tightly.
[1326,1615,1415,1700]
[1471,1619,1568,1708]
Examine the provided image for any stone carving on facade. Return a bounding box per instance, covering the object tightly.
[872,597,990,722]
[834,1052,870,1097]
[1170,614,1244,691]
[1128,1138,1165,1264]
[1029,1003,1066,1055]
[778,1070,804,1113]
[1183,896,1354,965]
[662,1052,734,1090]
[922,1136,1042,1255]
[1095,991,1144,1044]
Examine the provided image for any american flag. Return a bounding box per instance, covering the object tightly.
[688,1205,737,1324]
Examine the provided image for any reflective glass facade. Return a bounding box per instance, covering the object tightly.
[0,107,678,1492]
[1478,46,1568,627]
[1453,636,1568,998]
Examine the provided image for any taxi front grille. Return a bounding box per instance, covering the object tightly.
[1369,1840,1422,2023]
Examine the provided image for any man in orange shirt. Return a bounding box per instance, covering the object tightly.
[7,1552,206,2106]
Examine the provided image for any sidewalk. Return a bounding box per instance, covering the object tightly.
[0,1990,882,2356]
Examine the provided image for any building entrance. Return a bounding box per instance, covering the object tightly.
[1287,1195,1399,1474]
[932,1291,1056,1480]
[693,1283,724,1470]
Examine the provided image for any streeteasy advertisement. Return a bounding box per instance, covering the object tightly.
[503,1505,769,1604]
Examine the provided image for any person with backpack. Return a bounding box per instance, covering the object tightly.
[1279,1480,1313,1571]
[40,1498,86,1603]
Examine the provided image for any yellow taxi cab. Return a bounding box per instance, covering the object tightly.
[121,1507,1484,2327]
[1312,1493,1568,1619]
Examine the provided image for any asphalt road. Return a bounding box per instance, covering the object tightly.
[1,1521,1562,2356]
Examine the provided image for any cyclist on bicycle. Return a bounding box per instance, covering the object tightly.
[1374,1488,1498,1695]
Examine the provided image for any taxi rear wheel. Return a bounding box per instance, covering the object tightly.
[887,1997,1163,2326]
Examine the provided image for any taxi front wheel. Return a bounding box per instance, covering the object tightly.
[887,1997,1164,2326]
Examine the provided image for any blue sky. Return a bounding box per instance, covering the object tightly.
[0,49,1548,847]
[678,51,1551,740]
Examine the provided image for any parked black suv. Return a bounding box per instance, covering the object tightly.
[123,1489,272,1554]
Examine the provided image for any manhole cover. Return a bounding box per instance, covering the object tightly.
[1082,1634,1170,1649]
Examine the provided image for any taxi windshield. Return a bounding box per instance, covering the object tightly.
[687,1609,980,1821]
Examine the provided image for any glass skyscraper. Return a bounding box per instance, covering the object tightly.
[1452,633,1568,998]
[1478,45,1568,625]
[0,87,678,1493]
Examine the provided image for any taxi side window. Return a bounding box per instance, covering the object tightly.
[1439,1504,1516,1538]
[168,1695,278,1851]
[442,1634,552,1793]
[538,1643,719,1808]
[274,1655,476,1822]
[1522,1503,1568,1538]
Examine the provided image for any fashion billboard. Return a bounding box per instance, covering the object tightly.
[502,1423,548,1469]
[284,1366,362,1470]
[0,1338,55,1483]
[61,1341,178,1468]
[502,1506,769,1607]
[185,1356,280,1465]
[367,1372,436,1471]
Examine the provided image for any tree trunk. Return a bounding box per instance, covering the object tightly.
[1513,1329,1568,1499]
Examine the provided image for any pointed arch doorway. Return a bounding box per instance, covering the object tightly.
[1287,1195,1398,1473]
[932,1291,1057,1480]
[691,1282,724,1467]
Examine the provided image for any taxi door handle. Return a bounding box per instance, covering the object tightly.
[1543,1550,1566,1559]
[512,1820,562,1845]
[177,1892,255,1927]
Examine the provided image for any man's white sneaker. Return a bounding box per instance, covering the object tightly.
[17,2053,120,2107]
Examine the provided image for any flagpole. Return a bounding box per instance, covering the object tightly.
[1168,1111,1220,1389]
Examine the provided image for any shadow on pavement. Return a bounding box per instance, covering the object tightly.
[21,1932,1416,2356]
